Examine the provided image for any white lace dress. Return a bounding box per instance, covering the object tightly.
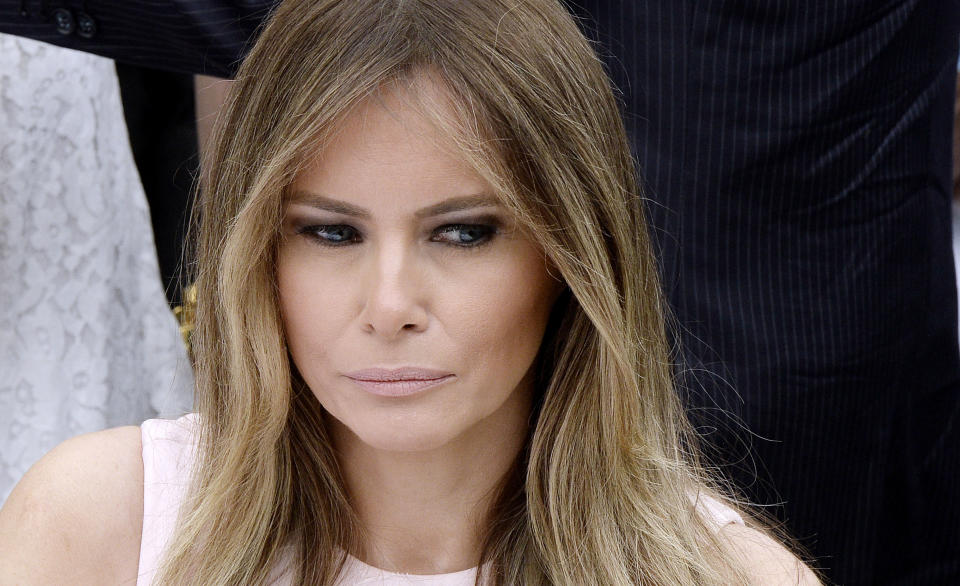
[0,34,194,503]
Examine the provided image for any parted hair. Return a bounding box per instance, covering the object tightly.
[157,0,759,583]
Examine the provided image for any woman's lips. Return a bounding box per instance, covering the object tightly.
[344,367,455,397]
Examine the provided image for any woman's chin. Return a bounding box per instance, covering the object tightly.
[330,414,465,455]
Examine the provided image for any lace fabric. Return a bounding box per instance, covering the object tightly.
[0,34,194,503]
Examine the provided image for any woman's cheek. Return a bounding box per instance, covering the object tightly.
[278,253,348,357]
[451,251,554,357]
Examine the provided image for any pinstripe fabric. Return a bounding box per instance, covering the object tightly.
[0,1,273,77]
[571,1,960,583]
[2,0,958,583]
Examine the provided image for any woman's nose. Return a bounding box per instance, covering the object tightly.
[358,245,429,339]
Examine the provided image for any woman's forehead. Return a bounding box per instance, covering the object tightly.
[287,74,511,211]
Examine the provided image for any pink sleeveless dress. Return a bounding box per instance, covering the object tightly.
[137,414,743,585]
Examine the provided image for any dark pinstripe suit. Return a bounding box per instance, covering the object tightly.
[0,1,271,77]
[567,2,960,583]
[3,1,958,583]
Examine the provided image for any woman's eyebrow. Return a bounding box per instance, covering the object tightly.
[287,190,370,218]
[414,194,501,218]
[287,190,500,218]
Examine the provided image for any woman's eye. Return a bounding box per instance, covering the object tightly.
[431,224,496,247]
[298,224,360,246]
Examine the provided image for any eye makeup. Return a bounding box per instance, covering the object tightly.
[293,221,502,250]
[295,224,361,247]
[285,204,512,251]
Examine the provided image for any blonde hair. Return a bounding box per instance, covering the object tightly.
[158,0,765,583]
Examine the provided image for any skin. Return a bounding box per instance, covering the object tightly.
[278,76,563,573]
[0,70,819,586]
[0,426,143,584]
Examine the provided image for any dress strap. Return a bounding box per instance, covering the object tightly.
[136,414,199,586]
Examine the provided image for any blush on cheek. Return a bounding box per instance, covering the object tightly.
[277,256,335,374]
[470,258,557,379]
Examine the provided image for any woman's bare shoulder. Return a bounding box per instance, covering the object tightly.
[718,522,822,585]
[0,425,144,584]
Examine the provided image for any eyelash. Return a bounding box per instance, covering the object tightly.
[296,223,499,249]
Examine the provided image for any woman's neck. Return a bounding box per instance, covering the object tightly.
[332,386,531,575]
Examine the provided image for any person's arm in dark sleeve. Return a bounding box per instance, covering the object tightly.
[0,1,276,78]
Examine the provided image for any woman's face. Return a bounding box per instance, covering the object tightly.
[277,79,561,454]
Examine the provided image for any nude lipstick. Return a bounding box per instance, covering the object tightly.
[343,367,454,397]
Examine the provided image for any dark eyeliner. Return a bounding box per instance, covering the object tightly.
[296,224,361,247]
[430,221,500,248]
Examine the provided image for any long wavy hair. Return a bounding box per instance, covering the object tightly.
[157,0,760,583]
